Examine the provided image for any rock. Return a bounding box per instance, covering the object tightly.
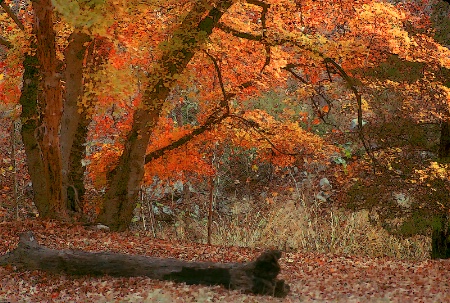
[350,118,367,130]
[319,178,332,191]
[393,192,412,208]
[316,191,328,202]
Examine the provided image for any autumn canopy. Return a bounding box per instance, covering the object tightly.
[0,0,449,258]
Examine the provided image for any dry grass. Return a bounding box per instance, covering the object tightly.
[255,200,430,260]
[148,192,430,260]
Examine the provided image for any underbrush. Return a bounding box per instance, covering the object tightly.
[138,194,431,261]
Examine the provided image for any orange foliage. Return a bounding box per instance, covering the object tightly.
[2,0,449,190]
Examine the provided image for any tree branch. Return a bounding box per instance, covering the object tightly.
[204,50,230,107]
[228,114,298,156]
[0,1,25,31]
[246,0,270,11]
[144,109,229,164]
[283,64,340,129]
[323,58,379,169]
[216,23,263,41]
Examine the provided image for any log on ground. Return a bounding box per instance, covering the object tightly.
[0,231,290,297]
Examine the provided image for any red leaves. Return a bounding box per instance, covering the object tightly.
[1,220,450,302]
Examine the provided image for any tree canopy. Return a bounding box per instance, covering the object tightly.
[1,0,450,257]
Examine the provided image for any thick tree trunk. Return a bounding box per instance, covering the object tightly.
[31,0,66,219]
[19,54,52,214]
[0,232,290,298]
[431,215,450,259]
[99,0,234,231]
[60,31,92,214]
[439,119,450,158]
[433,119,450,258]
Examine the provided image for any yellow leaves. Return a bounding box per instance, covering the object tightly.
[414,162,449,187]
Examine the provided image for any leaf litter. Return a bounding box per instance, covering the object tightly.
[0,220,449,302]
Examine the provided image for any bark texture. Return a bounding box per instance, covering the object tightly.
[20,54,48,213]
[100,0,234,231]
[31,0,66,219]
[60,30,92,214]
[0,232,290,298]
[61,30,101,214]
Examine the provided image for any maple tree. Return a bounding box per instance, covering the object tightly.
[1,0,450,259]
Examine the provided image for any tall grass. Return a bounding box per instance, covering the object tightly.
[144,190,430,260]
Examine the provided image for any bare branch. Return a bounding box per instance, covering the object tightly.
[283,64,339,129]
[204,50,229,107]
[0,1,25,31]
[217,0,271,72]
[323,58,379,169]
[216,23,262,41]
[283,64,308,84]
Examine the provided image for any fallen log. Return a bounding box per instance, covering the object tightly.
[0,231,290,297]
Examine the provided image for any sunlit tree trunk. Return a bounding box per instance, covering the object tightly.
[99,0,234,231]
[23,0,67,219]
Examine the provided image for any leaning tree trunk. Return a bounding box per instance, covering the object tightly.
[28,0,67,220]
[99,0,234,231]
[0,232,290,298]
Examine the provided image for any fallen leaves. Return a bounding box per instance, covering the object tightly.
[0,219,449,302]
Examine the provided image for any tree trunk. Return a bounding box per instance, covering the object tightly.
[99,0,234,231]
[61,30,92,214]
[0,231,290,298]
[433,119,450,258]
[19,54,51,214]
[431,215,450,259]
[439,119,450,159]
[31,0,66,220]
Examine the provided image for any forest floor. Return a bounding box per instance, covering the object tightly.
[0,219,449,303]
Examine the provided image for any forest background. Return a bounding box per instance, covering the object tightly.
[0,0,450,282]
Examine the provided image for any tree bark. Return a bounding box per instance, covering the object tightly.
[61,30,92,214]
[439,118,450,159]
[31,0,66,219]
[431,215,450,259]
[99,0,234,231]
[0,232,290,298]
[19,54,50,213]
